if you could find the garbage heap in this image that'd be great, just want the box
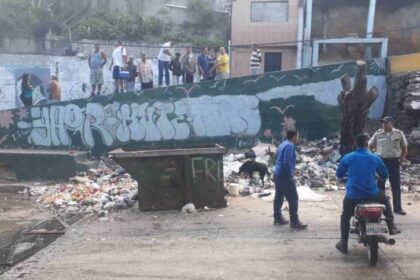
[31,159,138,215]
[224,137,420,196]
[388,71,420,161]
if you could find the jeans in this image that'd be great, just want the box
[158,60,170,86]
[251,68,260,75]
[127,81,135,92]
[273,174,299,224]
[340,190,394,241]
[378,158,402,212]
[183,72,194,84]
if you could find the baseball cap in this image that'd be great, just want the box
[128,55,134,59]
[381,116,394,123]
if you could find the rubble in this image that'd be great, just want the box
[28,159,138,215]
[388,71,420,161]
[224,137,420,199]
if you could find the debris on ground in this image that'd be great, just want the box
[182,203,196,213]
[24,158,138,215]
[388,71,420,161]
[224,137,420,201]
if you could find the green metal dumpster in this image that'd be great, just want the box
[109,145,227,211]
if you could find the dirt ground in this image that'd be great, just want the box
[0,186,49,248]
[2,190,420,280]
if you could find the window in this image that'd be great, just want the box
[251,1,289,23]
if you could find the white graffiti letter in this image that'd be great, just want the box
[49,106,70,146]
[28,107,51,146]
[129,103,147,141]
[64,104,84,131]
[141,105,161,141]
[116,104,131,142]
[171,100,190,140]
[153,102,176,140]
[83,103,113,148]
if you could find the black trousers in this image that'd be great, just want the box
[141,82,153,90]
[378,158,402,212]
[183,73,194,84]
[340,190,394,241]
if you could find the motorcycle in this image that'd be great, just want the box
[350,203,396,266]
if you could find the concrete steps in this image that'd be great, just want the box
[0,150,98,180]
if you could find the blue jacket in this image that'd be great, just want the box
[275,140,296,178]
[336,148,388,200]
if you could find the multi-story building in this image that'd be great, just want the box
[231,0,301,77]
[231,0,420,76]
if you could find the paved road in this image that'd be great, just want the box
[2,191,420,280]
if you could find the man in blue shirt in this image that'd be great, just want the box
[336,134,400,254]
[197,47,210,81]
[273,130,308,229]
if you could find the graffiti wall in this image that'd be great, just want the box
[0,58,388,153]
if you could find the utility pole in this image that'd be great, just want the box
[303,0,313,68]
[365,0,377,59]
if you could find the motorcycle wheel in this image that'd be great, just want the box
[367,236,379,266]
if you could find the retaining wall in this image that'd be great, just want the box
[0,58,388,154]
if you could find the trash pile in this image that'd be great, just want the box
[295,137,342,192]
[401,161,420,192]
[29,159,138,215]
[224,136,420,200]
[388,71,420,161]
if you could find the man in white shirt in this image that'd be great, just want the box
[250,43,262,75]
[109,41,127,93]
[158,40,176,86]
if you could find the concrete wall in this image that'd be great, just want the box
[0,58,388,154]
[0,49,202,111]
[231,0,299,77]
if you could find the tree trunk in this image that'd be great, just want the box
[338,60,379,156]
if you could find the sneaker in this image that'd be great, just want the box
[274,217,289,226]
[290,221,308,230]
[394,209,407,216]
[336,240,348,254]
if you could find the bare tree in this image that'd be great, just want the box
[338,60,379,156]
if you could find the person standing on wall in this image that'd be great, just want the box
[197,47,210,81]
[181,47,196,84]
[207,48,217,80]
[89,43,107,96]
[273,129,308,230]
[138,52,154,90]
[369,116,409,215]
[109,41,127,94]
[20,74,33,107]
[48,75,61,102]
[216,47,230,80]
[250,43,262,76]
[169,53,182,85]
[158,39,176,86]
[126,55,137,92]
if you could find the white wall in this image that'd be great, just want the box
[0,52,199,111]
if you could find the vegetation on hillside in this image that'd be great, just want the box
[0,0,229,46]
